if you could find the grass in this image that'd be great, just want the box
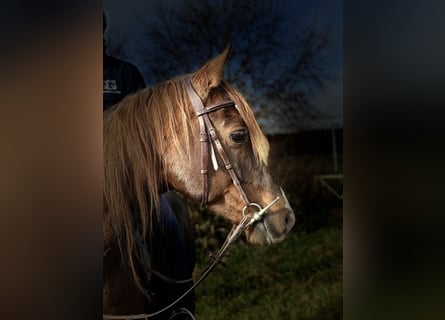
[193,226,343,319]
[187,153,343,319]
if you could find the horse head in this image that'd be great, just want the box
[163,46,295,245]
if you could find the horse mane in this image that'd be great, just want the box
[103,75,269,290]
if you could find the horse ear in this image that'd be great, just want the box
[191,45,232,100]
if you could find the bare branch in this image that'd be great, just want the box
[140,0,333,131]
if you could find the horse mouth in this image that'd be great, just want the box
[245,210,295,245]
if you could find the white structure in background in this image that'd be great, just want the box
[256,78,343,200]
[310,78,343,200]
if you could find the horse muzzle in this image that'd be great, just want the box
[246,209,295,245]
[245,188,295,245]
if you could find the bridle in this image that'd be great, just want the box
[183,75,281,226]
[103,76,281,320]
[183,76,251,208]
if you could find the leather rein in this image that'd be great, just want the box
[103,76,280,319]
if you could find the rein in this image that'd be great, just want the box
[103,77,280,319]
[103,197,280,320]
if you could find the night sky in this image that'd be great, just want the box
[103,0,342,131]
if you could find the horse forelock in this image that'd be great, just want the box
[220,81,270,166]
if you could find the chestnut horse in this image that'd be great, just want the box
[103,47,295,318]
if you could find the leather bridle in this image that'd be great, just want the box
[103,76,281,320]
[182,76,251,208]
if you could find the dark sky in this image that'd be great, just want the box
[104,0,342,69]
[103,0,342,131]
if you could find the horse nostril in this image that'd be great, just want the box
[284,214,290,226]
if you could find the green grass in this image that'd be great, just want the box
[187,153,343,319]
[193,227,343,319]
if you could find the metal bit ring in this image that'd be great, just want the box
[242,203,262,218]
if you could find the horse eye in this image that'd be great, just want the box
[230,130,248,144]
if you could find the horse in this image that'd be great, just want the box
[103,46,296,319]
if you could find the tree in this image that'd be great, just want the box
[141,0,333,131]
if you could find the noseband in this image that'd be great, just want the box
[103,77,281,320]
